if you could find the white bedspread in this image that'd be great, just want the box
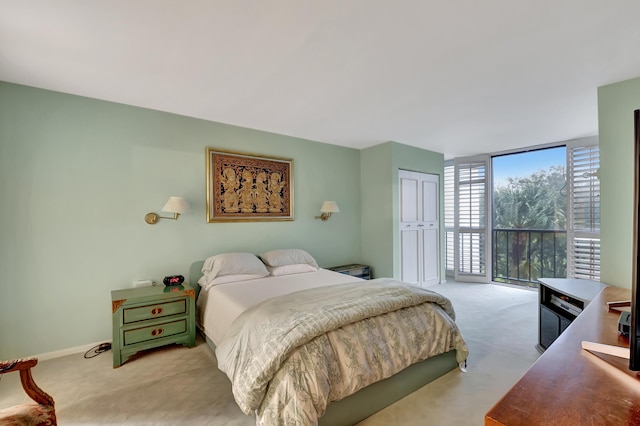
[196,269,360,345]
[215,278,468,425]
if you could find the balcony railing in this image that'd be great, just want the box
[492,229,567,287]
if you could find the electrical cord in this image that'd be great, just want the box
[84,342,112,359]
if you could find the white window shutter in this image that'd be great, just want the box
[567,144,600,280]
[444,162,455,274]
[454,156,491,282]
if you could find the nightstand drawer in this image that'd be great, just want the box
[123,318,187,346]
[123,299,186,323]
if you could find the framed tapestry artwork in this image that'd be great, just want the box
[206,148,294,222]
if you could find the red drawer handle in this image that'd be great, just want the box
[151,328,164,337]
[150,307,164,316]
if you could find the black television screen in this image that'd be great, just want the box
[630,109,640,371]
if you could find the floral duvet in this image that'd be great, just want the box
[215,279,469,425]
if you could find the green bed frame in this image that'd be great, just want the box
[189,261,459,425]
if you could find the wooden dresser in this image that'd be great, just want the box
[485,286,640,425]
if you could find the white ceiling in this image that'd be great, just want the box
[2,1,640,158]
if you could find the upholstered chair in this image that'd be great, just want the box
[0,358,56,425]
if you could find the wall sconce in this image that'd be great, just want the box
[145,197,190,225]
[315,201,340,221]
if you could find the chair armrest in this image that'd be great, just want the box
[0,357,54,406]
[0,358,38,373]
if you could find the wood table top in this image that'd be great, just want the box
[485,286,640,426]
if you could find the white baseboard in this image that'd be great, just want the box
[35,340,112,361]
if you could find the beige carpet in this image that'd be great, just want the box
[0,281,539,425]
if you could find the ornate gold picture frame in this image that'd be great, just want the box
[206,148,294,222]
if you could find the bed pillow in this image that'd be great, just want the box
[259,249,319,268]
[267,263,318,276]
[199,252,269,290]
[198,273,267,288]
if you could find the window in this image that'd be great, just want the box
[491,147,567,285]
[445,138,599,285]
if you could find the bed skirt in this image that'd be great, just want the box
[319,349,457,425]
[200,330,458,425]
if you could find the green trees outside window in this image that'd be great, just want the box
[493,165,567,286]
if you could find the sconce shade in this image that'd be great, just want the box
[145,196,190,224]
[316,201,340,221]
[162,197,190,214]
[320,201,340,213]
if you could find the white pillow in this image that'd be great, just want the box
[267,264,318,276]
[198,273,267,290]
[259,249,319,268]
[200,252,268,288]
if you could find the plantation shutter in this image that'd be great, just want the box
[567,143,600,280]
[444,162,455,275]
[454,156,491,282]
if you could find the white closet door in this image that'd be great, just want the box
[400,172,421,284]
[421,177,440,285]
[399,170,440,286]
[401,228,421,284]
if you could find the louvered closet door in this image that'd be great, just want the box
[399,170,440,286]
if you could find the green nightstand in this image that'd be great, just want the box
[111,283,196,368]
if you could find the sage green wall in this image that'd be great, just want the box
[598,76,640,288]
[360,142,444,279]
[0,82,362,359]
[360,143,394,278]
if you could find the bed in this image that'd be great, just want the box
[191,249,468,426]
